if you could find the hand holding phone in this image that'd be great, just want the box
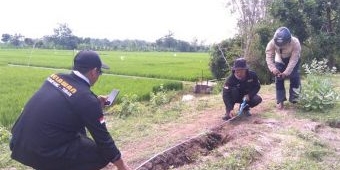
[104,89,120,106]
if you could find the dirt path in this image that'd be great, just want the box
[104,93,340,170]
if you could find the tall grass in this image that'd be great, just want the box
[0,66,54,128]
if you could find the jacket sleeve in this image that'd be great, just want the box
[265,39,277,73]
[248,72,261,98]
[283,37,301,75]
[222,76,235,111]
[76,94,121,162]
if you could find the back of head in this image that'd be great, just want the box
[274,27,291,47]
[73,50,109,74]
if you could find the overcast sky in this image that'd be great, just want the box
[1,0,238,44]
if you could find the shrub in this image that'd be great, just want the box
[211,80,224,94]
[302,58,337,75]
[297,58,339,111]
[150,85,171,107]
[152,82,183,92]
[114,94,144,118]
[0,126,10,144]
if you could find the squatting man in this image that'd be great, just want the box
[222,58,262,120]
[10,50,130,170]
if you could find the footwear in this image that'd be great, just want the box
[289,99,298,104]
[276,102,284,110]
[243,110,251,116]
[222,115,232,121]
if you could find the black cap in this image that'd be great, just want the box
[73,50,109,70]
[232,58,248,70]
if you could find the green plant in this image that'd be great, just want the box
[150,85,170,107]
[152,82,183,92]
[0,126,10,144]
[302,58,337,75]
[115,94,143,118]
[297,58,339,111]
[211,80,224,94]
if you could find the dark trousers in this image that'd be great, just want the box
[275,58,301,104]
[222,87,262,112]
[10,136,110,170]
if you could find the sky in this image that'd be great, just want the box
[1,0,238,44]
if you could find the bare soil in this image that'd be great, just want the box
[104,93,340,170]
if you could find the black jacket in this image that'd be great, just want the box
[223,70,261,108]
[10,72,120,164]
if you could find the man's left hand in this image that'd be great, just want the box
[243,94,250,101]
[278,72,289,79]
[98,95,108,108]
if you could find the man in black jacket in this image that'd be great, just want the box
[222,58,262,120]
[10,50,130,170]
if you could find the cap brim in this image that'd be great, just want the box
[101,63,110,69]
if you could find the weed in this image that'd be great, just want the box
[306,149,329,162]
[115,94,144,118]
[196,99,210,111]
[269,158,321,170]
[0,127,10,145]
[150,85,171,107]
[185,146,259,170]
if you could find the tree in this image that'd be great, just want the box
[270,0,308,44]
[51,23,78,49]
[10,34,24,47]
[269,0,340,68]
[226,0,270,58]
[24,38,34,46]
[216,0,273,84]
[1,34,11,43]
[209,37,242,80]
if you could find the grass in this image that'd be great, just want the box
[0,66,55,128]
[105,95,219,145]
[179,122,337,170]
[1,49,340,169]
[178,145,259,170]
[295,74,340,125]
[0,65,181,128]
[269,128,336,170]
[0,49,212,81]
[0,49,210,128]
[2,78,340,169]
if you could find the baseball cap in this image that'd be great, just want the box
[73,50,109,71]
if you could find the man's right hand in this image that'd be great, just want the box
[271,68,281,76]
[226,110,233,117]
[113,158,131,170]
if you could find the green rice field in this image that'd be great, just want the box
[1,49,212,81]
[0,49,212,128]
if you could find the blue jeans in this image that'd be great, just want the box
[275,58,301,104]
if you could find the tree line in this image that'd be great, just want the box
[209,0,340,84]
[0,24,208,52]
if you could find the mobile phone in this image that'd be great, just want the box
[104,89,120,106]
